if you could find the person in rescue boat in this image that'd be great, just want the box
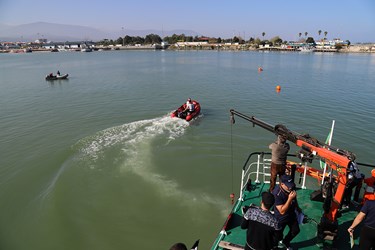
[269,135,290,192]
[272,175,301,250]
[348,186,375,249]
[362,169,375,205]
[241,192,281,250]
[182,98,195,115]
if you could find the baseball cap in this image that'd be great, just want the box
[281,175,295,190]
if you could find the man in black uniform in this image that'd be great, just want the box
[241,192,281,250]
[272,175,301,250]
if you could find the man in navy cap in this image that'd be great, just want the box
[272,175,301,250]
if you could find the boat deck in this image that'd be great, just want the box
[211,153,362,250]
[217,184,360,249]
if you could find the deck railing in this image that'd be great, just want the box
[239,152,308,200]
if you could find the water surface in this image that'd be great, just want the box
[0,50,374,249]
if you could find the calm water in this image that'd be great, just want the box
[0,50,375,250]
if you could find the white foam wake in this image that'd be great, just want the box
[40,116,187,198]
[77,116,188,162]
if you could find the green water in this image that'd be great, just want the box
[0,50,374,249]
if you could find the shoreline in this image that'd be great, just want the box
[1,44,374,54]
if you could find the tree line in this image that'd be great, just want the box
[96,31,350,47]
[96,34,286,46]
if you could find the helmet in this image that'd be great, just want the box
[372,169,375,178]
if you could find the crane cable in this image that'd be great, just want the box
[230,117,235,204]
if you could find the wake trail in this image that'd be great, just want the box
[39,115,228,215]
[39,116,188,199]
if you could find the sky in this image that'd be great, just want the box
[1,0,375,42]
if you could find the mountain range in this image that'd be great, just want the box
[0,22,201,42]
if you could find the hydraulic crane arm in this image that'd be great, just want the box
[230,109,356,163]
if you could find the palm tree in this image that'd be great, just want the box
[298,32,302,39]
[262,32,265,40]
[323,31,328,48]
[305,32,308,37]
[318,30,322,44]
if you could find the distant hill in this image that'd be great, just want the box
[0,22,201,42]
[0,22,112,42]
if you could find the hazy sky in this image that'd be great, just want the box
[1,0,374,42]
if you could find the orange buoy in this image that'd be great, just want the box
[230,193,235,204]
[276,85,281,93]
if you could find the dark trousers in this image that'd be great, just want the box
[278,217,300,248]
[360,225,375,250]
[269,162,286,192]
[343,178,363,206]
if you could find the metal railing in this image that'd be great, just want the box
[239,152,307,199]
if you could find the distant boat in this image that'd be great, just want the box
[154,41,170,50]
[161,41,169,49]
[45,73,69,80]
[299,46,315,52]
[81,48,92,52]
